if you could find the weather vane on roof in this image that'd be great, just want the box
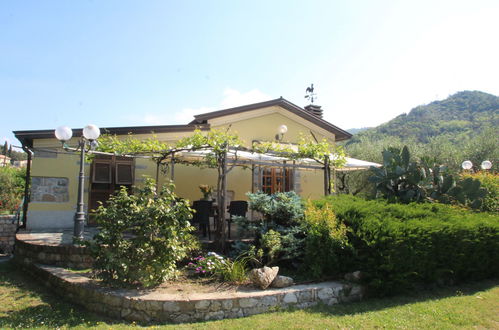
[304,83,316,104]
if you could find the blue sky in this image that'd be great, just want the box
[2,0,499,148]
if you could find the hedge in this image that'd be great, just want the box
[316,195,499,296]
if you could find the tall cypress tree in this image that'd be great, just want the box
[2,141,6,155]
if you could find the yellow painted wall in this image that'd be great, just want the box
[30,138,88,212]
[210,110,333,202]
[26,105,335,223]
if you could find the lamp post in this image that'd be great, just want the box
[55,124,100,244]
[461,160,493,171]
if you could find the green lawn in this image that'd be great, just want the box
[0,260,498,329]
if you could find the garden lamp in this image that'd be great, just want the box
[461,160,473,170]
[55,124,100,244]
[481,160,492,170]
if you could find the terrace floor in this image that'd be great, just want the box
[15,222,246,247]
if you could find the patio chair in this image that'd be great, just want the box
[226,200,248,239]
[192,200,213,240]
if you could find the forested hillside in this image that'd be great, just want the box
[340,91,498,195]
[349,91,499,144]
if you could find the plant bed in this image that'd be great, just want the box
[27,262,363,323]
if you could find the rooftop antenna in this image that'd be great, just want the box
[304,83,317,104]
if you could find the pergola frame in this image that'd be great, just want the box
[29,145,378,250]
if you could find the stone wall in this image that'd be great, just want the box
[29,264,364,324]
[0,216,16,254]
[14,237,92,269]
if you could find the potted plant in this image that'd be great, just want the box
[199,184,213,201]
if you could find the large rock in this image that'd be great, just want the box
[344,270,364,282]
[271,275,294,288]
[249,266,279,289]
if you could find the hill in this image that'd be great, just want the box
[348,91,499,144]
[343,91,498,173]
[347,127,371,135]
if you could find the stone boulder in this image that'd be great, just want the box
[271,275,294,288]
[249,266,279,289]
[344,270,364,283]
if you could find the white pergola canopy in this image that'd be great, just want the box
[176,148,380,171]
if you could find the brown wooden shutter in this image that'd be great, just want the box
[116,162,134,185]
[92,161,112,183]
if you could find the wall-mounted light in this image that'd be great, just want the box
[275,124,288,141]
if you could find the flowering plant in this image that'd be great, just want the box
[198,184,213,199]
[188,252,226,275]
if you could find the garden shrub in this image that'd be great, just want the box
[89,179,198,288]
[0,167,25,214]
[247,191,304,226]
[232,191,306,268]
[318,194,499,296]
[301,201,352,278]
[461,172,498,212]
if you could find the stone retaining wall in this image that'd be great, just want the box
[14,237,92,269]
[29,264,364,324]
[0,216,16,254]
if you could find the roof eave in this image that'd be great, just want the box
[13,124,210,147]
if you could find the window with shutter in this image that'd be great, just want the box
[116,162,134,185]
[93,162,112,183]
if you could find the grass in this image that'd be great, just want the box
[0,260,498,329]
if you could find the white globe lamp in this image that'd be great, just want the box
[82,124,100,140]
[278,124,288,134]
[55,126,73,142]
[461,160,473,170]
[481,160,492,170]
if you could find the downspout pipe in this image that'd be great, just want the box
[20,144,32,230]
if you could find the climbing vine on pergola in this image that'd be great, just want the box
[95,128,345,250]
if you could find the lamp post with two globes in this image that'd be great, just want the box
[461,160,493,171]
[55,124,100,244]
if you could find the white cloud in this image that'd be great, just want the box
[172,106,214,124]
[137,88,272,125]
[219,88,271,109]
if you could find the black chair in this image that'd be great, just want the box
[227,200,248,239]
[192,200,213,240]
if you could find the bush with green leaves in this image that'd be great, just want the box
[461,172,498,212]
[247,191,304,226]
[88,179,198,288]
[301,201,352,278]
[231,191,306,268]
[0,167,25,213]
[317,194,499,296]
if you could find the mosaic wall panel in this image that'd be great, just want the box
[31,177,69,203]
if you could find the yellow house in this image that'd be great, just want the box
[14,98,352,230]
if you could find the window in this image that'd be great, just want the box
[115,161,134,185]
[88,156,134,225]
[261,167,293,194]
[92,161,112,183]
